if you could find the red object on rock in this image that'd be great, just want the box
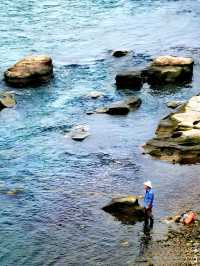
[183,212,196,225]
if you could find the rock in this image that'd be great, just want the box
[102,195,144,224]
[144,56,193,85]
[115,71,143,90]
[0,93,16,111]
[86,91,104,99]
[112,50,129,58]
[95,107,108,114]
[69,125,90,141]
[166,101,183,109]
[105,101,130,115]
[143,95,200,163]
[4,55,53,87]
[153,56,193,67]
[125,96,142,109]
[96,97,141,115]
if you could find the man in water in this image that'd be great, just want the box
[143,180,154,229]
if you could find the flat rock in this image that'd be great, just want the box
[115,71,143,90]
[152,56,194,67]
[144,56,193,85]
[69,125,90,141]
[112,50,129,57]
[4,55,53,87]
[166,101,184,109]
[143,95,200,164]
[0,93,16,111]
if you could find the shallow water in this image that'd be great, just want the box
[0,0,200,265]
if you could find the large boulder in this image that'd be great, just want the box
[96,96,141,115]
[143,95,200,164]
[0,93,16,111]
[102,195,144,224]
[115,71,143,90]
[143,56,194,85]
[4,55,53,87]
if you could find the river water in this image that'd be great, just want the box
[0,0,200,265]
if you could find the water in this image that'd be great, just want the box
[0,0,200,265]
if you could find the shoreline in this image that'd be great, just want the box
[135,211,200,266]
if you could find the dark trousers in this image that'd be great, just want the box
[144,208,154,229]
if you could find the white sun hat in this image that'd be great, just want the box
[144,180,152,188]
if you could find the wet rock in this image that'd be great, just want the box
[125,96,142,109]
[115,71,143,90]
[143,95,200,164]
[68,125,90,141]
[166,100,184,109]
[86,91,104,99]
[103,195,144,224]
[112,50,129,57]
[105,101,130,115]
[96,96,141,115]
[144,56,193,85]
[4,55,53,87]
[0,93,16,111]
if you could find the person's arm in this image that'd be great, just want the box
[146,192,154,209]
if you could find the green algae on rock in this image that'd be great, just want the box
[143,95,200,164]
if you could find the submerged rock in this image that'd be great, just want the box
[4,55,53,87]
[112,50,129,57]
[86,91,104,99]
[115,71,143,90]
[0,93,16,111]
[143,95,200,164]
[102,195,144,224]
[96,96,141,115]
[68,125,90,141]
[143,56,193,85]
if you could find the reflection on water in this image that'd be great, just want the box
[0,0,200,265]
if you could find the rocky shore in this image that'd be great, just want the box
[138,215,200,266]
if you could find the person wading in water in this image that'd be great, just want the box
[143,180,154,229]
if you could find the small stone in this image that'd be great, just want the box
[121,240,129,247]
[0,93,16,111]
[68,125,90,141]
[112,50,129,57]
[86,91,104,99]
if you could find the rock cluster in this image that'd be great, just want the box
[143,95,200,164]
[4,55,53,87]
[116,56,194,90]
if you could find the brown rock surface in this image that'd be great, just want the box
[4,55,53,87]
[143,95,200,164]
